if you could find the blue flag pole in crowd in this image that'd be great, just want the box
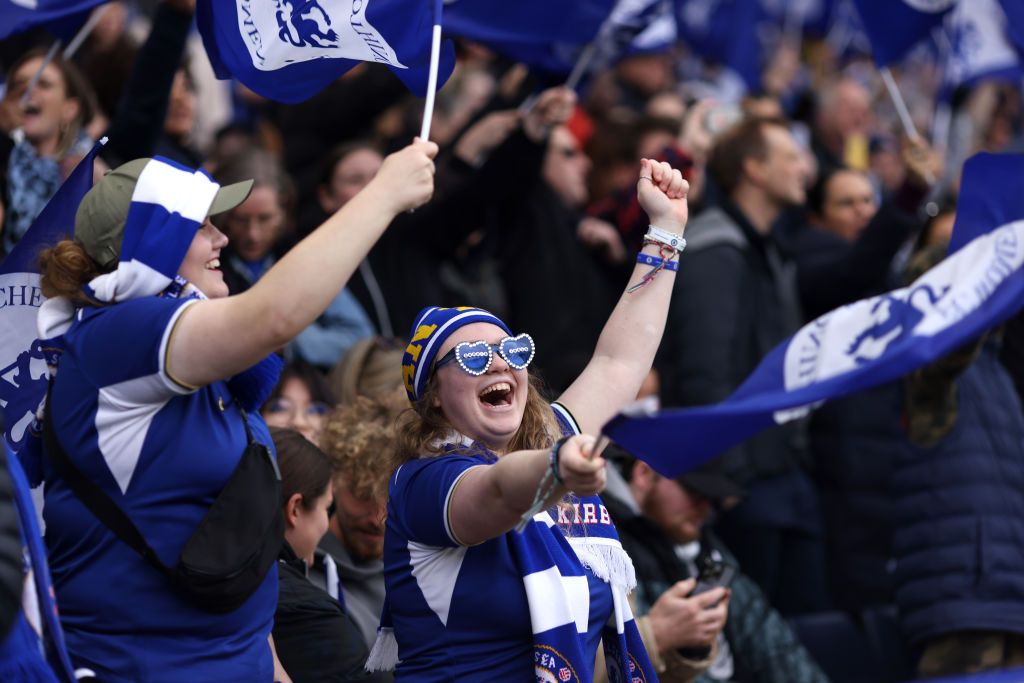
[940,0,1023,103]
[1001,0,1024,57]
[0,138,104,458]
[565,0,672,90]
[674,0,763,90]
[851,0,957,155]
[603,152,1024,478]
[0,0,106,41]
[195,0,455,103]
[443,0,619,79]
[851,0,956,67]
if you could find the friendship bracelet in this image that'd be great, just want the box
[628,243,681,294]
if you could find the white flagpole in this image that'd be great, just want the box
[515,39,598,116]
[879,67,937,186]
[63,3,109,60]
[19,40,62,108]
[880,66,919,139]
[419,0,444,140]
[17,4,109,110]
[565,41,600,92]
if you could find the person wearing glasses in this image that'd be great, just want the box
[370,158,689,682]
[262,360,336,446]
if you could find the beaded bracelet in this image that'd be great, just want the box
[515,436,570,533]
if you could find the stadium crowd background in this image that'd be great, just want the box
[0,0,1023,681]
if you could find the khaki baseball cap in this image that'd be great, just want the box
[75,158,254,270]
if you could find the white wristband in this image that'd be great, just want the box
[646,224,686,252]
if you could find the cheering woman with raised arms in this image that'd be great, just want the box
[374,157,691,682]
[35,139,436,682]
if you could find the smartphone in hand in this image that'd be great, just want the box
[690,555,736,596]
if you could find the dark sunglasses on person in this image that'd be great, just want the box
[434,334,536,376]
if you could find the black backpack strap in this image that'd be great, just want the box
[41,389,173,580]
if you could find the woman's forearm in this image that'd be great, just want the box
[557,158,690,434]
[168,142,436,388]
[449,448,563,545]
[240,185,397,346]
[449,436,603,545]
[592,238,679,384]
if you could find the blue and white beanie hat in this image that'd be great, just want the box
[401,306,512,403]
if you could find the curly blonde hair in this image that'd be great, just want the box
[319,389,407,501]
[393,372,559,467]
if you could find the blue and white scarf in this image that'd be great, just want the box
[517,499,659,683]
[368,438,659,682]
[36,157,280,412]
[84,157,220,303]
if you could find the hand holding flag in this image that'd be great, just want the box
[0,0,106,41]
[364,138,439,214]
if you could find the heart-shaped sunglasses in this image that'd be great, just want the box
[434,333,536,376]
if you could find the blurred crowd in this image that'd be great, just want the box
[2,0,1023,681]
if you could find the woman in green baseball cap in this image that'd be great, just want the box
[35,138,437,683]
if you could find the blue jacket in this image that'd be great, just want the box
[892,344,1024,643]
[811,382,908,611]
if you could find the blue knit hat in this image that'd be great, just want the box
[402,306,512,403]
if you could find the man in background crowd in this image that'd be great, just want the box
[602,447,830,683]
[657,116,828,615]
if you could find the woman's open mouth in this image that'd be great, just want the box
[479,381,513,409]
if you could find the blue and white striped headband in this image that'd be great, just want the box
[401,306,512,403]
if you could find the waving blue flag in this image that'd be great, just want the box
[0,0,105,41]
[0,139,102,453]
[444,0,614,47]
[446,0,672,77]
[941,0,1022,101]
[852,0,956,66]
[196,0,455,103]
[442,0,621,76]
[1000,0,1024,56]
[604,152,1024,478]
[675,0,763,89]
[760,0,835,35]
[824,0,872,58]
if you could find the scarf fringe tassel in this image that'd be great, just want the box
[570,540,637,592]
[365,627,398,672]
